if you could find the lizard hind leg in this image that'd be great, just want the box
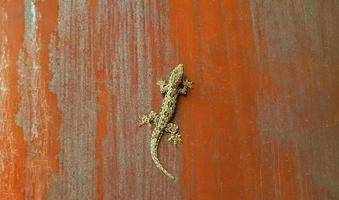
[165,123,181,145]
[139,111,158,127]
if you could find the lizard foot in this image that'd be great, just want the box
[179,79,193,95]
[139,111,158,127]
[165,123,181,145]
[156,80,168,94]
[168,133,182,145]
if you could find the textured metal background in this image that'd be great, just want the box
[0,0,338,199]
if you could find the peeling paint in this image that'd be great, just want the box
[15,0,60,199]
[0,9,9,99]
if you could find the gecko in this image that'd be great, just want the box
[139,64,193,180]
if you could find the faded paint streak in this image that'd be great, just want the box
[251,0,339,198]
[0,9,9,99]
[15,0,60,199]
[0,2,27,200]
[17,0,40,142]
[97,1,152,198]
[37,0,61,175]
[47,1,98,199]
[95,0,181,199]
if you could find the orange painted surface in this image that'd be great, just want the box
[170,1,260,199]
[0,2,26,199]
[1,0,338,199]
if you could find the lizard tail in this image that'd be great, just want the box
[150,138,175,180]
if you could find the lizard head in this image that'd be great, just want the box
[169,64,184,87]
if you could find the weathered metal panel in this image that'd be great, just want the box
[0,0,338,199]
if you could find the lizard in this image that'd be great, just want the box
[139,64,193,180]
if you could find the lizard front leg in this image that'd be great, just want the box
[139,111,158,127]
[156,80,169,94]
[165,123,181,145]
[179,79,193,95]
